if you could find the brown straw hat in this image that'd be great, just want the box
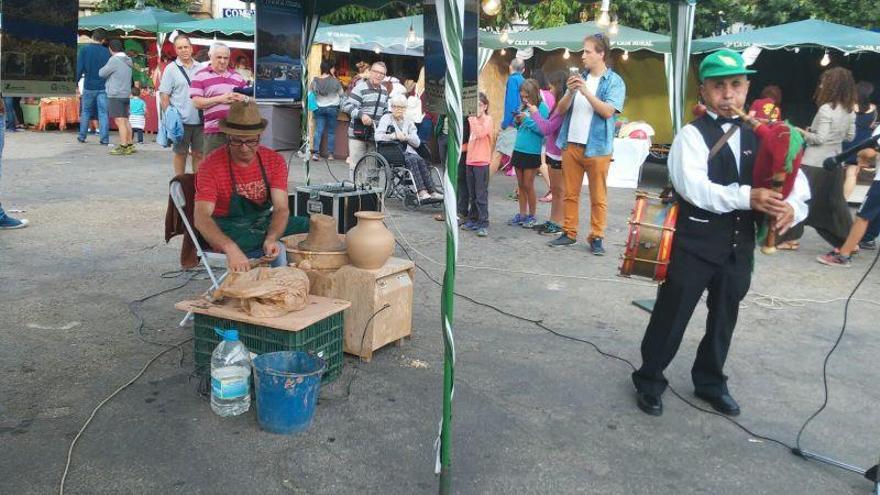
[219,100,268,136]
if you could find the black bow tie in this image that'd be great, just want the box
[715,116,739,125]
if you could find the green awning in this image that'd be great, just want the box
[479,20,718,55]
[159,16,255,37]
[78,7,195,34]
[315,15,423,56]
[695,19,880,54]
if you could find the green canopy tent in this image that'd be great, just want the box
[158,16,255,37]
[315,15,424,56]
[694,19,880,54]
[78,7,195,33]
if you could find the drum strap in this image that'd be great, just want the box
[708,125,740,161]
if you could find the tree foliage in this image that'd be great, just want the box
[96,0,191,13]
[484,0,879,36]
[322,3,419,26]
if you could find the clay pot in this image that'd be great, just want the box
[282,233,350,270]
[346,211,394,269]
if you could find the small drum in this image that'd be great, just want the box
[619,192,679,282]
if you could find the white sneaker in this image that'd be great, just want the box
[430,192,444,200]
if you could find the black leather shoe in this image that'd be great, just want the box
[695,392,741,416]
[636,391,663,416]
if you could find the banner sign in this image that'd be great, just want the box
[1,0,79,97]
[254,0,304,102]
[423,0,479,116]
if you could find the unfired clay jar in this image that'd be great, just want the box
[346,211,394,269]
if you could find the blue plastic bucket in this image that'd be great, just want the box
[252,351,326,434]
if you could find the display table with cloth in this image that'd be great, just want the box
[582,137,651,188]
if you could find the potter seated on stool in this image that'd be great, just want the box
[194,100,308,272]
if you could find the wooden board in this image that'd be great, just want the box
[175,295,350,333]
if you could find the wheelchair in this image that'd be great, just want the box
[353,140,444,210]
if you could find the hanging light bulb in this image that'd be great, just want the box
[499,28,509,43]
[622,50,629,61]
[793,47,800,54]
[374,47,381,54]
[562,48,570,60]
[820,50,830,66]
[481,0,502,16]
[597,11,611,28]
[500,48,507,56]
[609,17,619,36]
[407,22,417,44]
[325,44,332,52]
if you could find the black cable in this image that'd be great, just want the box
[794,246,880,456]
[319,304,392,403]
[394,238,798,452]
[128,270,200,356]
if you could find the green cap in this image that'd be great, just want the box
[699,49,756,82]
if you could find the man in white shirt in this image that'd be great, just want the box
[159,35,206,175]
[631,50,810,417]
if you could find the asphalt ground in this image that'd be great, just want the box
[1,130,878,494]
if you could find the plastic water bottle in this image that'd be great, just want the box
[210,328,252,417]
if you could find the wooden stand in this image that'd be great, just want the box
[302,258,414,361]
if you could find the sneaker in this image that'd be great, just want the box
[109,145,126,155]
[533,221,550,233]
[430,192,444,201]
[123,144,137,155]
[77,136,86,144]
[311,154,321,161]
[0,215,29,229]
[549,233,576,247]
[858,240,877,251]
[817,252,851,267]
[100,140,110,146]
[507,213,526,226]
[540,222,563,236]
[521,216,537,229]
[461,221,477,231]
[590,238,606,256]
[476,227,488,237]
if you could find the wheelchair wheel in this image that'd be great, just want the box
[403,191,420,210]
[430,166,444,193]
[353,153,390,196]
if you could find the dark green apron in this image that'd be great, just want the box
[213,149,308,253]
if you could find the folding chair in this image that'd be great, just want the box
[169,179,228,326]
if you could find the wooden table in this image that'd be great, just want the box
[175,295,350,332]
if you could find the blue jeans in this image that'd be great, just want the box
[0,123,6,218]
[863,207,880,243]
[79,89,110,143]
[312,106,338,155]
[4,98,16,129]
[245,241,288,268]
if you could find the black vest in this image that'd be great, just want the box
[674,115,757,265]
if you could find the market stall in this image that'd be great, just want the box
[309,16,426,160]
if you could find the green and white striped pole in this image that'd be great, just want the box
[433,0,462,492]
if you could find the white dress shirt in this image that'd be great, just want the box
[668,112,810,226]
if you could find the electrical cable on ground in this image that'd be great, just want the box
[793,246,880,456]
[319,304,391,403]
[58,338,193,495]
[388,218,879,459]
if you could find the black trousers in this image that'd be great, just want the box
[466,165,489,227]
[457,154,470,217]
[632,244,752,397]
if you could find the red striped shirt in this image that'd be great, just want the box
[189,66,247,134]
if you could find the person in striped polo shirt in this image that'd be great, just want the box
[190,42,248,157]
[341,61,389,176]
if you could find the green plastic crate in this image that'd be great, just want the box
[193,311,344,384]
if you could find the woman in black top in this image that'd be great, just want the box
[843,81,876,198]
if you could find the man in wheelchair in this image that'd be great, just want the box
[375,95,444,202]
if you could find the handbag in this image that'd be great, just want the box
[352,89,382,141]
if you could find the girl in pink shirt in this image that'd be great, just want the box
[462,93,494,237]
[529,70,568,235]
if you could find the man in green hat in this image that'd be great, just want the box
[630,49,810,417]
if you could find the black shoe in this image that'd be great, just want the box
[859,240,877,250]
[548,233,576,247]
[590,237,606,256]
[694,392,741,416]
[636,391,663,416]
